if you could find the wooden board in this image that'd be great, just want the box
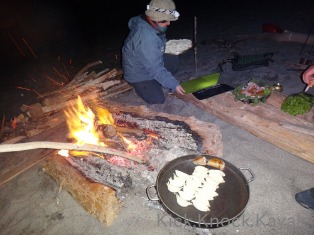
[0,149,53,186]
[0,122,68,186]
[177,91,314,163]
[43,154,120,227]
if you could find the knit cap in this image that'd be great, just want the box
[145,0,180,22]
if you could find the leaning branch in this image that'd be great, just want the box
[0,141,147,164]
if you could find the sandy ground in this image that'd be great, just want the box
[1,1,314,235]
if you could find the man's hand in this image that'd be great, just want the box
[175,85,185,95]
[303,65,314,91]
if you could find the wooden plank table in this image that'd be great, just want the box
[177,91,314,163]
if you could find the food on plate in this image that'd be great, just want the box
[233,80,272,105]
[194,191,215,202]
[191,199,210,212]
[208,169,226,177]
[185,177,202,191]
[168,175,186,188]
[196,188,218,200]
[176,194,192,207]
[192,156,207,165]
[193,165,210,175]
[166,182,182,193]
[178,188,196,201]
[193,156,225,170]
[202,180,219,192]
[207,158,225,170]
[175,170,190,179]
[240,81,265,97]
[207,174,225,184]
[280,92,314,116]
[166,165,226,212]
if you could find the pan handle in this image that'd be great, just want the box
[146,184,160,201]
[239,168,255,183]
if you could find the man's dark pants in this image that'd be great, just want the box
[129,54,180,104]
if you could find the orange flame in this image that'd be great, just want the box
[119,134,137,151]
[59,96,138,158]
[64,96,105,146]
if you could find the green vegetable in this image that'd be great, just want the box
[281,92,314,116]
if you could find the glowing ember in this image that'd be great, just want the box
[119,134,136,151]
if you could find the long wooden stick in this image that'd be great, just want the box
[0,141,147,164]
[194,16,198,76]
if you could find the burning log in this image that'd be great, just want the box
[101,124,146,139]
[42,93,98,114]
[0,141,147,164]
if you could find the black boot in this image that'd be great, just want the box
[295,188,314,210]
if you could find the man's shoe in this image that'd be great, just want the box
[295,188,314,210]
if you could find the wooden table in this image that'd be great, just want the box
[177,91,314,164]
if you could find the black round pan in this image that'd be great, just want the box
[147,154,254,228]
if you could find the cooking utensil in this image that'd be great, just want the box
[192,84,234,100]
[181,73,220,94]
[146,154,254,228]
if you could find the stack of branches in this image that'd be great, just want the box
[20,61,132,120]
[1,61,132,143]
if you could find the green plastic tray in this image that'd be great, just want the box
[181,73,220,94]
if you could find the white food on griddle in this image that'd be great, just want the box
[207,174,225,184]
[176,194,192,207]
[194,191,215,202]
[178,188,195,201]
[175,170,190,180]
[204,177,220,188]
[208,169,226,177]
[184,178,201,192]
[192,199,211,212]
[166,167,225,212]
[194,165,210,175]
[197,188,218,198]
[168,175,186,188]
[166,182,182,193]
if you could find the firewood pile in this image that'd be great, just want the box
[0,61,133,143]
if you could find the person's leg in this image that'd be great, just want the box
[164,53,180,74]
[129,80,165,104]
[295,188,314,210]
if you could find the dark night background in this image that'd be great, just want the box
[0,0,295,72]
[0,0,313,118]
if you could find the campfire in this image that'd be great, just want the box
[0,61,223,227]
[56,96,207,195]
[58,95,153,161]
